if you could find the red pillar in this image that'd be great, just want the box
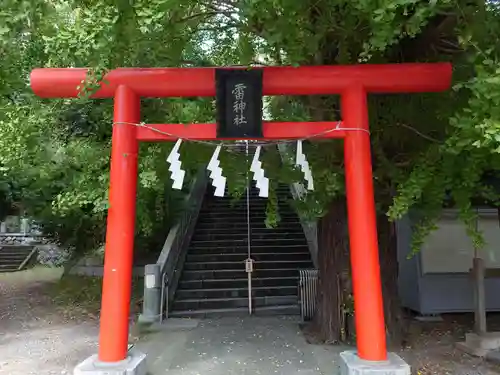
[98,85,140,362]
[342,85,387,361]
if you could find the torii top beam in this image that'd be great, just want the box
[30,63,452,98]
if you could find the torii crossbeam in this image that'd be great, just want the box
[30,62,452,375]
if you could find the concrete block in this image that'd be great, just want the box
[162,318,200,330]
[74,349,147,375]
[414,314,443,322]
[456,341,489,358]
[486,349,500,365]
[137,313,158,325]
[465,332,500,350]
[339,351,410,375]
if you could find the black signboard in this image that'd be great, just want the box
[215,68,263,138]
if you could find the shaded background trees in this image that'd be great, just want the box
[1,0,499,345]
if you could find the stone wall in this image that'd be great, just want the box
[0,233,143,277]
[68,265,144,277]
[0,234,71,267]
[0,235,39,246]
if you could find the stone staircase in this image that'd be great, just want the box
[170,184,314,318]
[0,245,36,272]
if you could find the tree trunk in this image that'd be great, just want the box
[307,197,353,344]
[306,197,408,348]
[377,213,409,349]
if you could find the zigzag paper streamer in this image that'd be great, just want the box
[296,140,314,191]
[214,176,226,197]
[207,145,226,197]
[166,139,185,190]
[250,146,269,198]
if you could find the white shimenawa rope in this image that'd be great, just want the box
[112,121,370,153]
[115,120,369,194]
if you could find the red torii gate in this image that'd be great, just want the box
[30,63,452,373]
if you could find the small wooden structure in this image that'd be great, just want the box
[398,208,500,314]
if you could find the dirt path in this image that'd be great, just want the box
[1,267,500,375]
[0,267,98,375]
[400,340,500,375]
[398,315,500,375]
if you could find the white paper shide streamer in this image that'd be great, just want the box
[166,139,185,190]
[296,140,314,191]
[207,145,226,197]
[250,146,269,198]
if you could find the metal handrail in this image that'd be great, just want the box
[140,168,208,323]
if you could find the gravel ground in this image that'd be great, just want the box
[398,316,500,375]
[1,267,500,375]
[400,340,500,375]
[0,267,98,375]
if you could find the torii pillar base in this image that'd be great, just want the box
[339,351,410,375]
[74,349,147,375]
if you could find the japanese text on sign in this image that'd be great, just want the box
[232,83,247,127]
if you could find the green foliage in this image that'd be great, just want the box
[0,0,210,254]
[0,0,499,257]
[355,0,453,61]
[386,3,500,251]
[49,274,143,318]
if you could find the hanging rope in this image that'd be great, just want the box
[114,120,369,196]
[112,120,370,154]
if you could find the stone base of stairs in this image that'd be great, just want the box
[169,304,300,319]
[0,245,36,272]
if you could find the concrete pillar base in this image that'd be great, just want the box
[137,313,159,324]
[139,264,162,325]
[339,351,410,375]
[456,332,500,357]
[74,349,147,375]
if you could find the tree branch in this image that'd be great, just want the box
[396,123,441,143]
[179,10,236,23]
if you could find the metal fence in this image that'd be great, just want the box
[299,269,319,321]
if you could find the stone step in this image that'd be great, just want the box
[199,205,295,212]
[180,268,299,281]
[0,245,35,271]
[196,215,300,223]
[178,276,299,290]
[193,226,304,234]
[176,285,298,300]
[0,264,21,272]
[169,304,300,319]
[186,252,311,263]
[189,238,308,248]
[195,222,303,230]
[172,295,298,311]
[170,182,311,318]
[188,244,309,255]
[191,232,306,241]
[183,260,313,271]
